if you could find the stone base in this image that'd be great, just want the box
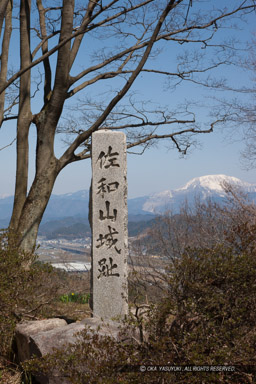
[15,317,126,384]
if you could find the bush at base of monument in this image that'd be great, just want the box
[0,229,61,359]
[22,244,256,384]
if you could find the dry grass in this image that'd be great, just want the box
[41,300,91,322]
[0,359,22,384]
[40,270,91,321]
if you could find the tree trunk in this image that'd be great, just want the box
[10,0,32,231]
[10,0,73,255]
[17,156,59,253]
[15,106,62,253]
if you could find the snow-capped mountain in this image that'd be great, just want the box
[142,175,256,213]
[178,175,255,194]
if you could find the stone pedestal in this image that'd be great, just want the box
[90,130,128,320]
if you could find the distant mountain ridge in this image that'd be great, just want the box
[0,175,255,227]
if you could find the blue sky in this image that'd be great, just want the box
[0,1,255,199]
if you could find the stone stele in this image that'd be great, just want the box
[90,130,128,320]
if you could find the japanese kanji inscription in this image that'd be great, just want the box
[90,130,128,320]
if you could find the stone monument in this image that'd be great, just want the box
[90,130,128,319]
[14,130,130,381]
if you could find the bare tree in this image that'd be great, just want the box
[243,36,256,167]
[208,33,256,169]
[0,0,255,254]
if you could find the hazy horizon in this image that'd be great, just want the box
[1,173,256,200]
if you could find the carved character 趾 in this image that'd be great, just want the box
[97,257,120,279]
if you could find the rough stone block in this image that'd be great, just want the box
[15,318,67,362]
[15,318,128,384]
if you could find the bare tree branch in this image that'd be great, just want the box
[1,0,254,97]
[59,0,184,167]
[36,0,52,103]
[0,0,9,39]
[0,0,12,128]
[0,137,16,151]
